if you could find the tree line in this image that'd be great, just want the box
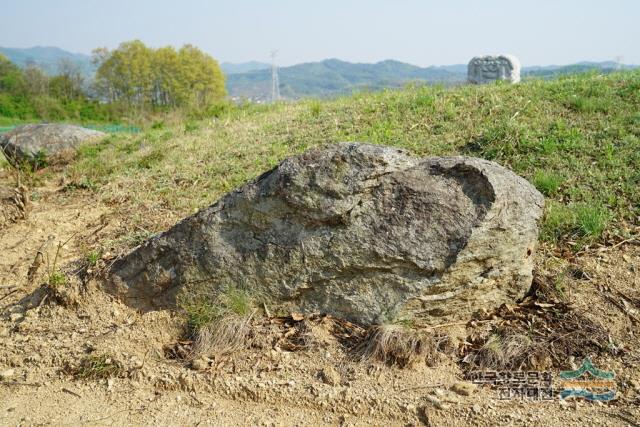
[92,40,226,110]
[0,54,107,121]
[0,40,227,122]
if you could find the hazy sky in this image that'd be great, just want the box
[2,0,639,66]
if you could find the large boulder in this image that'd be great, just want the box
[107,143,544,326]
[0,124,106,167]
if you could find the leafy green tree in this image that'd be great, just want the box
[94,40,153,106]
[55,58,85,100]
[0,54,25,94]
[152,46,181,107]
[176,44,226,109]
[93,40,226,111]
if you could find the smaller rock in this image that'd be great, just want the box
[10,313,23,322]
[472,404,482,414]
[191,358,209,371]
[0,368,15,380]
[431,388,446,397]
[178,374,193,390]
[320,366,341,386]
[0,124,106,167]
[402,403,417,413]
[425,395,448,410]
[451,381,476,396]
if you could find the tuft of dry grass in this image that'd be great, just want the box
[176,285,258,360]
[353,324,438,368]
[190,312,254,359]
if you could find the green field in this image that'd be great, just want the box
[7,71,640,250]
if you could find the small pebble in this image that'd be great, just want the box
[451,381,476,396]
[0,368,15,380]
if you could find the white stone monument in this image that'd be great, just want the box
[468,55,521,84]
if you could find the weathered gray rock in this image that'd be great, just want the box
[107,143,543,326]
[468,55,521,84]
[0,124,105,166]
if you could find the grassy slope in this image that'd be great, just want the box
[61,71,640,250]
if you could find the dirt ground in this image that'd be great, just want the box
[1,169,639,426]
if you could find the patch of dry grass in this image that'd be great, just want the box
[177,286,257,359]
[190,313,254,358]
[353,324,448,368]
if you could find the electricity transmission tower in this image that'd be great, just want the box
[270,50,280,103]
[614,55,623,70]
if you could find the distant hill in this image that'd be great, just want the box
[2,47,637,101]
[227,59,467,101]
[227,59,637,101]
[0,46,95,79]
[221,61,270,74]
[522,61,636,78]
[227,58,638,101]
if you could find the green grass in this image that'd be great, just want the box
[85,250,101,267]
[10,70,637,250]
[575,204,610,239]
[47,270,66,287]
[183,285,254,332]
[184,298,221,331]
[533,170,563,196]
[541,201,611,244]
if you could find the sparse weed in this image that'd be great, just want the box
[68,354,125,379]
[117,229,154,248]
[184,285,254,331]
[47,270,66,288]
[185,298,222,332]
[45,240,70,289]
[85,250,101,267]
[553,273,566,299]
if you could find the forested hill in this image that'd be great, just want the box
[226,59,466,101]
[0,46,95,78]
